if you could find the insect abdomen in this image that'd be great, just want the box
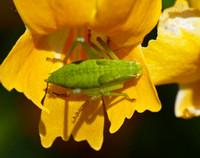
[46,60,103,88]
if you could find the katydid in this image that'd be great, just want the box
[45,37,142,120]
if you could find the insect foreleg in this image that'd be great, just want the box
[96,37,119,60]
[91,43,110,59]
[46,38,80,63]
[76,38,100,59]
[46,37,100,63]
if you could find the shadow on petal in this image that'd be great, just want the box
[103,77,140,110]
[72,98,103,136]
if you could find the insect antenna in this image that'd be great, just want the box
[113,47,127,52]
[87,29,92,45]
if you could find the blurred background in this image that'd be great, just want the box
[1,0,200,157]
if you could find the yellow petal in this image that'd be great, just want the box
[39,86,104,151]
[142,0,200,85]
[188,0,200,9]
[175,81,200,118]
[0,31,48,111]
[14,0,96,34]
[14,0,161,47]
[0,28,72,111]
[104,45,161,133]
[90,0,161,46]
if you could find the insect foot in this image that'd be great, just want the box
[127,98,136,102]
[76,37,85,43]
[46,57,65,63]
[124,95,136,102]
[72,107,84,123]
[72,99,93,122]
[72,113,79,122]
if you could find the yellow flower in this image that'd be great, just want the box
[143,0,200,119]
[0,0,161,150]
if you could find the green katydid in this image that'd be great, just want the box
[45,37,142,120]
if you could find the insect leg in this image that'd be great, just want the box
[103,92,136,102]
[46,39,79,63]
[46,37,100,63]
[101,84,135,102]
[48,88,102,121]
[48,88,83,97]
[96,37,119,60]
[73,96,99,121]
[76,38,100,59]
[48,90,68,97]
[101,83,123,92]
[90,43,110,59]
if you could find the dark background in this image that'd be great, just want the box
[1,0,200,157]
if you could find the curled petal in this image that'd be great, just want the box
[0,28,75,111]
[175,81,200,118]
[104,45,161,133]
[143,0,200,85]
[0,30,59,111]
